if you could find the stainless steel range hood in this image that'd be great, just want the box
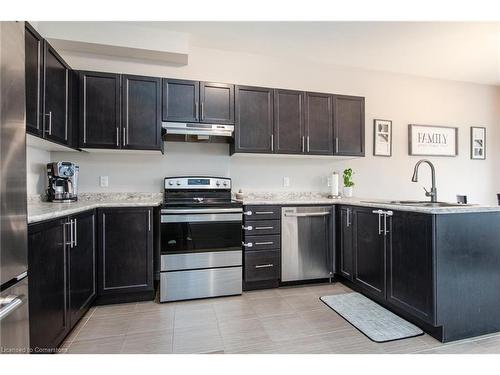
[162,122,234,143]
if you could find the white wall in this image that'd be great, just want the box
[27,146,50,196]
[46,45,499,204]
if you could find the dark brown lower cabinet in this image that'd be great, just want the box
[242,205,281,290]
[97,207,154,304]
[338,206,354,280]
[28,217,69,352]
[28,210,96,352]
[68,210,97,326]
[353,207,386,299]
[387,211,435,324]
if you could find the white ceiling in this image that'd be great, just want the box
[133,21,500,85]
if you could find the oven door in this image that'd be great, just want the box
[160,208,242,255]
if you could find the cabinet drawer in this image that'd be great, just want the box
[242,220,280,236]
[242,235,280,251]
[245,250,280,282]
[243,205,281,221]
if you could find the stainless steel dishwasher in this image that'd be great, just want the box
[281,206,334,282]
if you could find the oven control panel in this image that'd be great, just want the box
[164,177,231,190]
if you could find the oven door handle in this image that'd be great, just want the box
[161,213,242,223]
[161,208,243,214]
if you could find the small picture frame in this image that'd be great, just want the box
[470,127,486,160]
[373,119,392,157]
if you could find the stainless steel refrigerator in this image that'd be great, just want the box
[0,21,30,354]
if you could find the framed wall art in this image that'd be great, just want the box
[470,126,486,160]
[408,124,458,157]
[373,119,392,157]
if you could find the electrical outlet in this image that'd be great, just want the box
[99,176,109,188]
[283,176,290,187]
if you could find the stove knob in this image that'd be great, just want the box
[223,181,228,187]
[176,181,181,186]
[168,181,173,186]
[216,181,221,186]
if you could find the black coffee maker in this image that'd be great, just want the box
[47,162,79,202]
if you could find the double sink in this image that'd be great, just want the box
[362,200,471,208]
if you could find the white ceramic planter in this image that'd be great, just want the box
[343,186,353,197]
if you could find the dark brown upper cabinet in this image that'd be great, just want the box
[43,42,71,146]
[304,92,333,155]
[79,72,162,152]
[162,79,234,125]
[200,82,234,124]
[122,75,162,150]
[333,95,365,156]
[25,22,44,137]
[162,78,199,122]
[79,71,121,149]
[273,89,305,154]
[232,85,274,154]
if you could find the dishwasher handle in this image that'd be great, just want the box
[284,212,331,217]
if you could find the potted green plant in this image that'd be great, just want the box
[343,168,355,197]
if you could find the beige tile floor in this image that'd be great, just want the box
[60,282,500,354]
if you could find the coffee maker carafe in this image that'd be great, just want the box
[47,162,79,202]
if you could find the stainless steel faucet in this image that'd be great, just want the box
[411,159,437,203]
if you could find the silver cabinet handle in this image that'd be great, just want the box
[45,111,52,135]
[195,101,199,120]
[116,127,119,146]
[123,128,126,146]
[242,242,253,248]
[65,220,73,248]
[125,79,129,146]
[242,225,253,230]
[335,137,339,152]
[255,264,274,269]
[372,210,383,235]
[307,135,310,152]
[83,76,87,143]
[255,226,274,230]
[346,209,351,227]
[302,136,305,152]
[255,241,274,245]
[148,210,151,232]
[0,296,23,322]
[201,102,204,120]
[285,212,330,217]
[243,211,253,216]
[255,211,274,215]
[270,134,274,152]
[73,218,77,247]
[383,210,393,236]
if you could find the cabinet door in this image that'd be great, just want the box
[305,92,333,155]
[353,208,385,298]
[25,22,44,137]
[98,208,153,299]
[387,211,435,324]
[68,211,96,327]
[274,89,305,154]
[200,82,235,124]
[79,71,121,149]
[162,78,199,122]
[43,42,70,145]
[28,218,69,351]
[333,95,365,156]
[234,85,274,153]
[338,207,354,280]
[122,75,161,150]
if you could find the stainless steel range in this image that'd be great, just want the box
[159,177,243,302]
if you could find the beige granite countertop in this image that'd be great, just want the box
[237,192,500,214]
[28,193,163,224]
